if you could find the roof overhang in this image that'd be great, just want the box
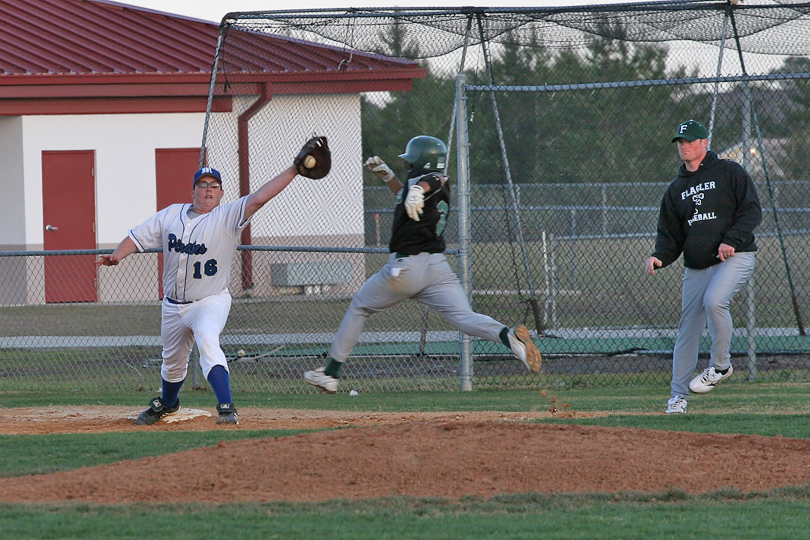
[0,67,426,115]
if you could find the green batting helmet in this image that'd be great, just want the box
[398,136,447,171]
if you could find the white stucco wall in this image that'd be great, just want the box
[12,94,363,248]
[0,117,26,247]
[21,113,205,247]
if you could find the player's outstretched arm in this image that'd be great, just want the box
[364,156,402,194]
[244,165,298,220]
[97,236,138,267]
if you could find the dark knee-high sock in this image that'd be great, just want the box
[324,358,342,378]
[161,378,184,407]
[499,327,510,347]
[207,365,232,404]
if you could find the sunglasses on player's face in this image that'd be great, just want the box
[195,180,221,189]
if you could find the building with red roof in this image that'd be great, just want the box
[0,0,423,304]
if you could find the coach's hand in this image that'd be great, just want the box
[645,256,662,276]
[717,243,736,262]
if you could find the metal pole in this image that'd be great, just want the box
[443,14,474,166]
[191,346,203,389]
[750,100,806,336]
[456,73,473,391]
[542,231,551,328]
[188,26,228,390]
[740,82,758,379]
[707,8,730,148]
[476,14,544,333]
[729,7,759,374]
[745,274,757,381]
[549,233,558,329]
[730,8,805,338]
[199,25,227,167]
[418,14,475,358]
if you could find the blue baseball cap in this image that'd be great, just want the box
[193,167,221,187]
[671,120,708,142]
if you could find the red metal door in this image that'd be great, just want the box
[42,151,97,303]
[155,148,201,298]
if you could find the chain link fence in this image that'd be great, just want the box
[3,2,810,394]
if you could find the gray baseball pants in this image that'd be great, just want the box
[671,252,756,397]
[329,252,506,362]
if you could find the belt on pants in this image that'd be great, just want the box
[395,252,438,259]
[165,297,193,305]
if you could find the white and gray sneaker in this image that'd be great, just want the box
[689,365,733,394]
[665,395,687,414]
[507,325,542,372]
[303,367,340,394]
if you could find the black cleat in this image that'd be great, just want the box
[216,402,238,425]
[135,397,180,425]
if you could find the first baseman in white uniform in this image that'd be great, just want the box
[98,164,300,425]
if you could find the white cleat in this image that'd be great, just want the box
[665,395,687,414]
[507,325,542,372]
[689,365,733,394]
[303,367,340,393]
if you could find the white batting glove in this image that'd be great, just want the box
[405,184,425,221]
[364,156,395,183]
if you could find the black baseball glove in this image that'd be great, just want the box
[294,136,331,179]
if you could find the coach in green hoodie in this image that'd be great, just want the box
[645,120,762,414]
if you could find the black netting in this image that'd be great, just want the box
[223,1,810,58]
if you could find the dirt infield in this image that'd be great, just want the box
[2,406,810,503]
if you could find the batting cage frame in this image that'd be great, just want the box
[3,0,810,394]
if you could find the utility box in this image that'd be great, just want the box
[271,261,352,295]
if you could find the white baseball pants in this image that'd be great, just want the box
[160,291,232,382]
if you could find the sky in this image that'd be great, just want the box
[118,0,634,23]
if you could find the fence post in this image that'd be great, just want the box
[191,344,204,390]
[745,275,757,381]
[740,80,758,376]
[455,72,473,392]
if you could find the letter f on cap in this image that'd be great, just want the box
[671,120,707,143]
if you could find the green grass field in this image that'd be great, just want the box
[3,384,810,539]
